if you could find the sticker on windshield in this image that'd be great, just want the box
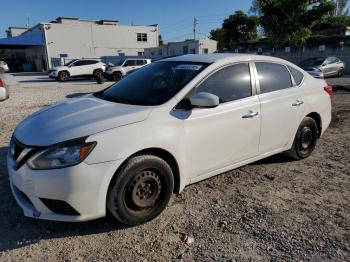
[175,65,203,71]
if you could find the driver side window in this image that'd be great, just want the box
[72,61,85,67]
[196,63,252,103]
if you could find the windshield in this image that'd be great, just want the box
[299,57,325,67]
[95,61,209,106]
[64,60,77,66]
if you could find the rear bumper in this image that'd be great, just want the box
[7,151,123,222]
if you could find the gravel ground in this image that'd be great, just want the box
[0,73,349,261]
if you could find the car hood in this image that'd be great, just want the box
[14,95,151,146]
[50,66,69,71]
[108,66,123,71]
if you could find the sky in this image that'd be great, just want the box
[0,0,252,42]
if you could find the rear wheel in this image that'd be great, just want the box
[286,117,318,160]
[107,155,174,225]
[112,71,123,81]
[93,69,103,78]
[57,71,69,82]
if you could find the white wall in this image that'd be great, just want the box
[45,21,158,64]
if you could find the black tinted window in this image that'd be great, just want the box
[97,62,208,105]
[124,60,136,67]
[256,62,292,94]
[88,60,98,65]
[136,60,146,66]
[287,66,304,86]
[73,60,85,66]
[196,63,252,103]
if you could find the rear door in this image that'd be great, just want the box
[254,62,305,153]
[322,57,338,76]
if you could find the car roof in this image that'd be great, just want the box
[124,58,150,60]
[161,53,290,64]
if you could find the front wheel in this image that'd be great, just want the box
[57,71,69,82]
[286,117,318,160]
[107,155,174,225]
[112,71,123,81]
[337,68,344,77]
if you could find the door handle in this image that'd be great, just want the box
[292,100,304,106]
[242,111,259,119]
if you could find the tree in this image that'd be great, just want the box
[209,10,259,49]
[209,28,226,50]
[158,34,164,46]
[222,11,259,44]
[252,0,336,47]
[312,14,350,34]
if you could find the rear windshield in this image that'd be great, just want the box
[95,61,209,105]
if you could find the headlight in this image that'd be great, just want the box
[28,139,96,170]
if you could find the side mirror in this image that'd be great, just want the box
[189,92,219,108]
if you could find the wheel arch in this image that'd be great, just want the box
[93,68,103,74]
[108,147,181,194]
[59,70,70,76]
[305,112,322,138]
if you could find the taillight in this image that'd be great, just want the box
[324,85,333,97]
[0,79,4,88]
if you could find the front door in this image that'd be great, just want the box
[181,63,261,178]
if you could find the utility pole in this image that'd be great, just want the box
[26,16,30,28]
[193,17,198,40]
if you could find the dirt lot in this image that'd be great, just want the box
[0,73,349,261]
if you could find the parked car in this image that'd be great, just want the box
[105,58,151,81]
[0,61,9,72]
[299,57,345,77]
[0,73,9,101]
[8,54,332,225]
[48,59,106,82]
[307,70,324,79]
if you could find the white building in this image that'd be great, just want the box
[144,39,218,60]
[0,17,159,71]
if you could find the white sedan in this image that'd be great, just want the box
[8,54,332,225]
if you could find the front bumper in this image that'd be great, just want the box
[48,71,58,78]
[7,151,123,222]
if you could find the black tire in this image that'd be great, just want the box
[57,71,69,82]
[286,117,318,160]
[107,155,174,225]
[337,68,344,77]
[112,71,123,81]
[93,69,103,78]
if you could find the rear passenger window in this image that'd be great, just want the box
[255,62,292,93]
[287,66,304,86]
[136,60,145,66]
[196,63,252,103]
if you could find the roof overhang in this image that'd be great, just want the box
[0,28,44,49]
